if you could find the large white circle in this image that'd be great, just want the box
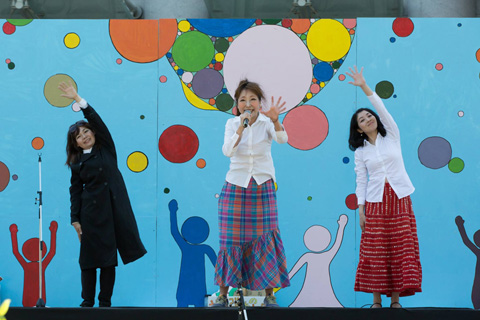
[223,25,312,113]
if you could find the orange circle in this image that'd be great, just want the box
[291,19,311,34]
[228,37,233,42]
[196,158,206,168]
[32,137,44,150]
[476,48,480,63]
[349,29,355,35]
[109,19,177,63]
[209,98,216,105]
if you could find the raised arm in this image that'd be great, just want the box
[455,216,480,255]
[346,66,400,140]
[58,82,116,155]
[43,221,58,268]
[9,224,27,268]
[325,215,348,258]
[169,200,186,248]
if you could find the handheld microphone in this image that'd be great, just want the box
[243,110,251,128]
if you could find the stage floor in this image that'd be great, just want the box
[7,306,480,320]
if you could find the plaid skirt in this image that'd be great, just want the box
[214,178,290,290]
[354,183,422,296]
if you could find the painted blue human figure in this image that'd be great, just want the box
[169,199,217,307]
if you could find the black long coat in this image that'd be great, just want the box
[70,105,147,270]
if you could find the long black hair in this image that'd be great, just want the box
[65,120,96,167]
[348,108,386,151]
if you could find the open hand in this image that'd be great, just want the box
[261,96,286,123]
[346,66,366,87]
[58,81,80,100]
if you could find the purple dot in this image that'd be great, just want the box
[191,69,224,99]
[418,137,452,169]
[12,174,18,181]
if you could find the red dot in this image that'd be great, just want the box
[158,125,199,163]
[392,18,414,37]
[159,75,167,83]
[435,63,443,71]
[281,19,292,28]
[338,74,346,81]
[5,59,11,64]
[3,22,15,35]
[255,19,262,25]
[214,62,223,71]
[116,58,122,64]
[345,193,358,210]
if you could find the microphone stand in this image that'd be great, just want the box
[35,154,45,308]
[235,283,248,320]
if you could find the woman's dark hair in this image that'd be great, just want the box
[233,79,265,116]
[66,120,96,167]
[348,108,386,151]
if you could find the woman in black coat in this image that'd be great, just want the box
[60,82,147,307]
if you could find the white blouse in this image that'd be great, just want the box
[355,93,414,205]
[222,113,288,188]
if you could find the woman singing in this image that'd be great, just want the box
[212,80,290,307]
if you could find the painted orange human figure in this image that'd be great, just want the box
[9,221,58,307]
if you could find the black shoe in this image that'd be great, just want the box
[80,300,94,307]
[99,301,111,308]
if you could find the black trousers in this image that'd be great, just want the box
[81,266,116,307]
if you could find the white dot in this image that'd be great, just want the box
[182,72,194,84]
[458,110,464,117]
[214,193,219,198]
[72,102,81,112]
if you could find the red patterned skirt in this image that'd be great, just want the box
[354,183,422,297]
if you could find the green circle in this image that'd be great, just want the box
[7,19,32,26]
[216,93,234,112]
[172,31,214,72]
[332,61,341,69]
[164,188,170,194]
[448,157,464,173]
[214,38,229,53]
[375,81,394,99]
[263,19,282,25]
[140,115,145,120]
[8,62,15,70]
[307,196,312,201]
[300,34,307,41]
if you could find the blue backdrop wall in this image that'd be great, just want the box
[0,17,479,308]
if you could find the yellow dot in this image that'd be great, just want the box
[64,33,80,49]
[174,65,179,71]
[127,152,148,173]
[178,20,191,33]
[306,93,313,99]
[306,19,351,62]
[215,53,225,62]
[320,82,325,88]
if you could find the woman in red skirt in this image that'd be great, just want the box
[347,66,422,308]
[212,79,290,307]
